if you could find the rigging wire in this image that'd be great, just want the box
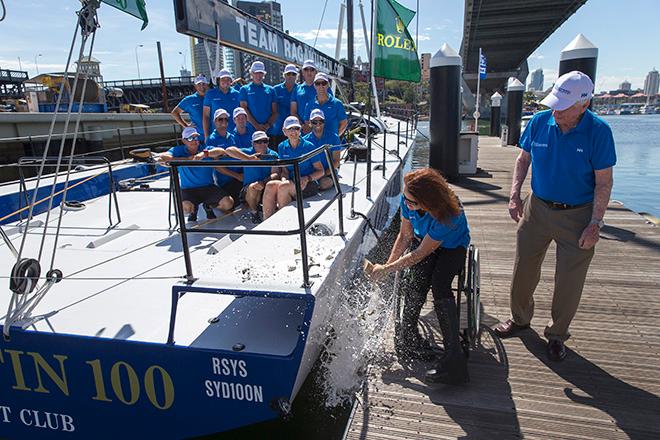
[313,0,331,48]
[0,0,6,22]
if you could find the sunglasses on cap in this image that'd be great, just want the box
[314,81,328,86]
[184,136,199,142]
[311,120,325,125]
[254,139,269,144]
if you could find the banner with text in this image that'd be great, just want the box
[174,0,350,81]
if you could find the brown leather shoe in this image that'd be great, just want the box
[493,319,530,339]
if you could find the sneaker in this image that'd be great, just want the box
[203,204,217,219]
[187,207,198,222]
[547,339,567,362]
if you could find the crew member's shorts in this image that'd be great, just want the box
[180,185,225,207]
[219,178,243,202]
[291,179,320,198]
[239,183,265,203]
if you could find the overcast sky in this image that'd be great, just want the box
[0,0,657,92]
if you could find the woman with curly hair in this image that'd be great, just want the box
[366,167,471,384]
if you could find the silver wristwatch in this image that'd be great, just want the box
[590,219,605,228]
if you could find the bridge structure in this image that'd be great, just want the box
[460,0,589,113]
[103,76,196,112]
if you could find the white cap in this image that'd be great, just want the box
[314,72,329,84]
[194,74,208,85]
[302,59,316,70]
[232,107,247,119]
[214,108,230,120]
[283,116,301,130]
[252,131,269,142]
[182,127,200,139]
[284,64,298,75]
[214,69,232,79]
[540,70,594,111]
[250,61,266,73]
[310,108,325,120]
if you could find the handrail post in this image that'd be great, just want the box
[117,128,125,160]
[397,121,401,157]
[293,162,311,288]
[382,126,387,178]
[324,147,345,236]
[405,117,409,139]
[171,165,194,279]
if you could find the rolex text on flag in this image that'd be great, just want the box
[374,0,421,83]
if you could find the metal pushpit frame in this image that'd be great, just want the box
[168,144,344,288]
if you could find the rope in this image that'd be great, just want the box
[313,0,330,48]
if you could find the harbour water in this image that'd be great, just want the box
[415,115,660,218]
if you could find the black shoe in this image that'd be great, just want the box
[187,207,198,222]
[203,204,217,219]
[547,339,566,362]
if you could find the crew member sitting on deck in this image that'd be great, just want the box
[240,61,278,143]
[205,108,243,210]
[303,108,343,190]
[223,131,279,223]
[157,127,230,221]
[262,116,325,220]
[203,69,241,139]
[231,107,253,149]
[303,72,347,137]
[171,74,208,141]
[365,168,471,385]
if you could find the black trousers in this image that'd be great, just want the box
[398,242,467,345]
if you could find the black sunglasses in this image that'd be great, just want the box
[216,117,229,122]
[254,139,269,144]
[287,126,301,131]
[314,81,328,87]
[311,120,325,125]
[184,136,200,142]
[403,194,418,205]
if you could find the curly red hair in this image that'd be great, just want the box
[404,168,461,223]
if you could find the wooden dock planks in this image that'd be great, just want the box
[345,136,660,440]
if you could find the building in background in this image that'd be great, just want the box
[235,0,284,85]
[76,56,103,84]
[644,68,659,96]
[529,68,544,92]
[619,80,632,92]
[420,53,431,82]
[190,37,225,81]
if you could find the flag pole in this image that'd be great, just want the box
[369,0,381,118]
[474,47,482,132]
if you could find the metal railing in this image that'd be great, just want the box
[169,144,344,289]
[102,76,195,89]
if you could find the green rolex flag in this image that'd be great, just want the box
[101,0,149,30]
[373,0,421,82]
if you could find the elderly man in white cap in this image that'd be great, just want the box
[303,72,347,137]
[220,131,280,222]
[203,68,241,139]
[272,63,300,148]
[303,108,343,190]
[157,127,229,221]
[239,60,278,140]
[171,74,208,141]
[231,107,253,149]
[291,59,331,134]
[494,71,616,362]
[262,116,324,219]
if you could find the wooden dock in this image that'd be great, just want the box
[344,136,660,440]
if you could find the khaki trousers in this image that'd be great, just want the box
[510,194,595,341]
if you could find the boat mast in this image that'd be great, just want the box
[347,0,355,101]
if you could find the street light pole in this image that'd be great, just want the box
[178,51,187,71]
[135,44,144,80]
[34,53,42,75]
[17,56,23,72]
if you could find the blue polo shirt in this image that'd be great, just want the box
[293,83,333,118]
[401,195,470,249]
[206,131,240,186]
[303,96,347,136]
[231,126,254,149]
[273,82,298,134]
[240,82,276,134]
[303,131,342,170]
[238,147,279,186]
[278,138,321,178]
[520,109,616,205]
[203,87,241,132]
[167,144,213,190]
[176,92,206,141]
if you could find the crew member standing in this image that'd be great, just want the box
[272,64,299,147]
[290,59,332,134]
[494,71,616,362]
[240,61,278,142]
[171,74,208,141]
[303,72,347,137]
[203,69,241,139]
